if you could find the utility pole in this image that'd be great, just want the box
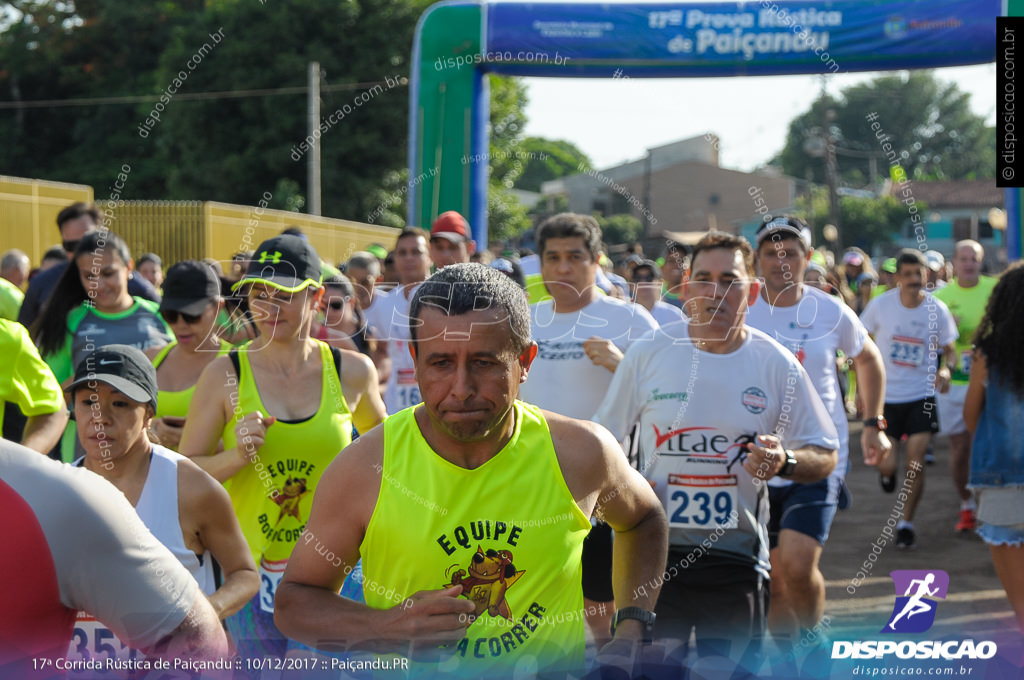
[823,107,842,251]
[308,61,322,216]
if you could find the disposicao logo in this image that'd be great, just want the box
[883,569,948,634]
[831,570,997,661]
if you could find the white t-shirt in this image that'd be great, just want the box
[519,296,658,420]
[860,289,958,404]
[593,321,839,577]
[746,284,867,483]
[649,300,686,327]
[365,284,422,415]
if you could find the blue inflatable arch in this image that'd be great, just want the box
[408,0,1000,247]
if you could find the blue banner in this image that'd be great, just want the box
[483,0,998,77]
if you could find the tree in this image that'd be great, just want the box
[794,186,921,253]
[152,0,425,219]
[514,137,592,192]
[486,75,531,242]
[776,71,994,186]
[0,0,427,221]
[596,214,643,247]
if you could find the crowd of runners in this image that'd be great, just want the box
[2,202,1022,678]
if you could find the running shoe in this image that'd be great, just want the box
[896,527,916,549]
[880,474,896,493]
[956,508,977,532]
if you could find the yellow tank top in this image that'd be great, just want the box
[361,401,590,676]
[152,339,231,419]
[221,340,352,612]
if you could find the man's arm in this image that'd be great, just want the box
[935,343,958,394]
[851,338,892,466]
[147,591,227,661]
[21,410,68,454]
[275,429,473,652]
[548,415,668,641]
[743,436,837,484]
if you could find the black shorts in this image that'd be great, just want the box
[884,397,939,441]
[768,478,841,549]
[581,521,614,602]
[655,559,768,657]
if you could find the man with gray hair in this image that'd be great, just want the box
[277,263,668,677]
[0,249,28,321]
[1,249,29,288]
[934,240,997,532]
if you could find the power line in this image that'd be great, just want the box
[0,79,407,110]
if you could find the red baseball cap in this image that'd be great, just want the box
[430,211,470,242]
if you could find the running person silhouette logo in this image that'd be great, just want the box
[882,570,949,633]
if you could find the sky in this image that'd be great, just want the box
[520,62,997,172]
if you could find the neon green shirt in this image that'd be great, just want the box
[362,401,590,676]
[0,319,64,432]
[934,276,998,384]
[0,277,24,321]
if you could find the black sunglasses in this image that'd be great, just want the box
[160,309,203,324]
[633,274,656,283]
[327,300,345,310]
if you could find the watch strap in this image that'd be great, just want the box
[611,606,656,638]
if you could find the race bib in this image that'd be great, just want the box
[890,335,925,368]
[258,557,289,613]
[394,368,421,409]
[66,612,140,669]
[960,350,972,376]
[666,474,738,529]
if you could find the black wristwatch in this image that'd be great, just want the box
[778,449,798,478]
[611,607,656,641]
[863,416,888,432]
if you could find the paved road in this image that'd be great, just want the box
[820,421,1015,639]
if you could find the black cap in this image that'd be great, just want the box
[232,234,322,293]
[755,215,812,251]
[160,260,221,315]
[67,345,159,410]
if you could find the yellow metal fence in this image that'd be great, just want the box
[0,177,94,263]
[1,177,399,270]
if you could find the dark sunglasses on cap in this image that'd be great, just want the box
[160,309,203,325]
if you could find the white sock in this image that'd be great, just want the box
[961,498,977,511]
[898,520,913,531]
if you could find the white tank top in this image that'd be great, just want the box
[137,445,215,595]
[75,444,215,594]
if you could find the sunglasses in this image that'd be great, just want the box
[160,309,203,324]
[327,300,345,310]
[633,274,656,283]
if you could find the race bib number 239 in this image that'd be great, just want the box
[667,474,738,529]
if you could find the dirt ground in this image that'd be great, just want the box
[819,421,1015,640]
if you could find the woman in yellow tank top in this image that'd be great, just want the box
[145,261,231,450]
[179,235,386,664]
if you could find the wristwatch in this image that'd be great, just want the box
[611,607,656,641]
[863,416,888,431]
[778,449,798,478]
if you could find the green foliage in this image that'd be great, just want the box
[794,186,921,252]
[0,0,425,220]
[515,137,592,192]
[778,72,994,185]
[596,213,644,247]
[485,75,532,241]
